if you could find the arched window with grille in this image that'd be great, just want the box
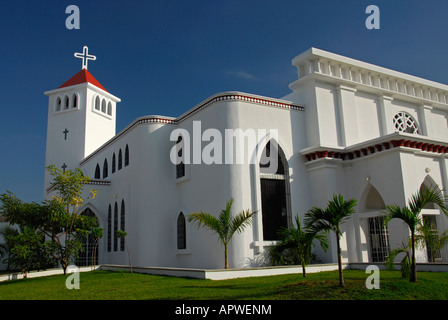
[76,208,99,266]
[177,212,186,250]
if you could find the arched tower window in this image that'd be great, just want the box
[94,164,100,179]
[56,97,62,111]
[103,159,108,179]
[64,95,69,110]
[95,96,100,110]
[177,212,186,250]
[107,102,112,116]
[125,144,129,167]
[101,99,106,113]
[120,199,125,251]
[259,140,291,241]
[112,153,116,173]
[72,93,78,108]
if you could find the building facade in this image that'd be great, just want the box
[43,48,448,269]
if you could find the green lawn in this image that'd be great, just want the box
[0,269,447,300]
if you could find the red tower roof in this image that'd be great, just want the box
[58,69,107,92]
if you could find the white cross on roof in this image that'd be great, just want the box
[74,46,96,70]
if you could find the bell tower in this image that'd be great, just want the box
[43,46,121,195]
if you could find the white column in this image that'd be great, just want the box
[335,84,359,146]
[377,95,394,135]
[418,104,434,137]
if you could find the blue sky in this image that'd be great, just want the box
[1,0,448,203]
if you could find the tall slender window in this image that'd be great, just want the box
[107,205,112,252]
[176,136,185,178]
[107,102,112,115]
[112,153,116,173]
[120,200,125,251]
[103,159,108,179]
[94,164,100,179]
[64,95,69,110]
[118,149,123,170]
[177,212,186,250]
[125,144,129,167]
[114,202,118,252]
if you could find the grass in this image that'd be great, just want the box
[0,269,447,300]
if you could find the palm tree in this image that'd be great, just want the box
[382,185,447,282]
[188,198,256,269]
[305,194,357,288]
[269,215,328,277]
[416,221,448,262]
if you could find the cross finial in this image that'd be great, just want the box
[74,46,96,70]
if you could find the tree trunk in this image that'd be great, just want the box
[410,231,417,282]
[125,239,133,274]
[336,234,344,288]
[224,244,229,269]
[301,262,306,277]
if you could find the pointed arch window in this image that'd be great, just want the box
[118,149,123,170]
[112,153,116,173]
[94,164,101,179]
[113,202,118,252]
[103,159,108,179]
[120,199,125,251]
[107,205,112,252]
[125,145,129,167]
[107,102,112,116]
[177,212,186,250]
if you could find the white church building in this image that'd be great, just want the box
[43,47,448,269]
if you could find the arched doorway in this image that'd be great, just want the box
[76,208,99,266]
[259,140,291,241]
